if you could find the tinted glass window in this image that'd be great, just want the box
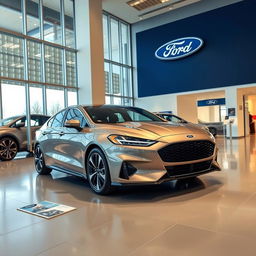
[84,106,164,124]
[38,116,50,125]
[30,115,50,126]
[0,116,20,126]
[65,108,87,128]
[51,110,66,127]
[13,116,46,127]
[47,117,54,127]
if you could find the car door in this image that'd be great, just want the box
[40,110,67,168]
[57,108,91,174]
[29,115,46,142]
[10,116,27,149]
[10,115,47,149]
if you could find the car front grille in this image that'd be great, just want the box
[158,140,215,162]
[165,160,212,177]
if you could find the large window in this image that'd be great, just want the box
[45,45,63,85]
[103,13,133,106]
[1,81,26,118]
[0,0,78,121]
[0,34,24,80]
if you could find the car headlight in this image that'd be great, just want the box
[108,135,157,147]
[209,132,215,142]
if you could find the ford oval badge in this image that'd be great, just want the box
[155,37,204,60]
[186,135,194,138]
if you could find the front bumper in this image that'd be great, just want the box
[105,135,221,185]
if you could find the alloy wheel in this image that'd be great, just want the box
[34,145,52,175]
[88,152,106,192]
[0,137,18,161]
[34,146,44,172]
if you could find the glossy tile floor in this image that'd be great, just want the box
[1,137,256,256]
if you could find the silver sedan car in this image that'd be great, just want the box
[34,105,221,194]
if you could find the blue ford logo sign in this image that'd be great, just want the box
[206,99,217,105]
[155,37,204,60]
[186,135,194,138]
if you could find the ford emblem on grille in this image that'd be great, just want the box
[186,135,194,138]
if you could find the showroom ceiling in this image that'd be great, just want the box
[102,0,202,23]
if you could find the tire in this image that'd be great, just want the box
[209,127,217,137]
[86,148,112,195]
[34,145,52,175]
[0,137,18,161]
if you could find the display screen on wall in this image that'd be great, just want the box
[136,1,256,98]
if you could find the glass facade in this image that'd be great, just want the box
[103,13,133,106]
[0,0,78,119]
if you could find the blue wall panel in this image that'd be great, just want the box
[136,0,256,97]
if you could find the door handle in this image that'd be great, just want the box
[59,131,65,136]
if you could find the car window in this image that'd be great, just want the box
[127,110,152,122]
[170,116,182,123]
[85,106,164,124]
[47,117,54,127]
[14,116,43,127]
[50,110,66,128]
[161,115,182,123]
[33,116,50,126]
[0,116,20,126]
[65,108,88,128]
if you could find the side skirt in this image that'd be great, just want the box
[48,165,87,180]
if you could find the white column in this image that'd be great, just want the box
[75,0,105,105]
[225,87,238,137]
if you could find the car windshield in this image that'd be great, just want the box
[0,116,20,126]
[84,106,165,124]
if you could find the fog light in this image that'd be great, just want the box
[119,162,137,179]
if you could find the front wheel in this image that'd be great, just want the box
[86,148,112,195]
[0,137,18,161]
[34,145,52,175]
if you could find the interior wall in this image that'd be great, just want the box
[135,94,177,113]
[237,86,256,137]
[177,94,198,123]
[198,105,220,123]
[75,0,105,105]
[248,95,256,115]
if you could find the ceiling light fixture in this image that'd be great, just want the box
[127,0,163,11]
[138,0,201,20]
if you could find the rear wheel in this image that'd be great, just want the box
[0,137,18,161]
[86,148,112,195]
[34,145,52,175]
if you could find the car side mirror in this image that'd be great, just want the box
[65,120,82,130]
[15,122,25,128]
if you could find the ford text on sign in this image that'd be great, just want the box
[155,37,204,60]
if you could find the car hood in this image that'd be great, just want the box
[94,121,208,140]
[0,126,11,132]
